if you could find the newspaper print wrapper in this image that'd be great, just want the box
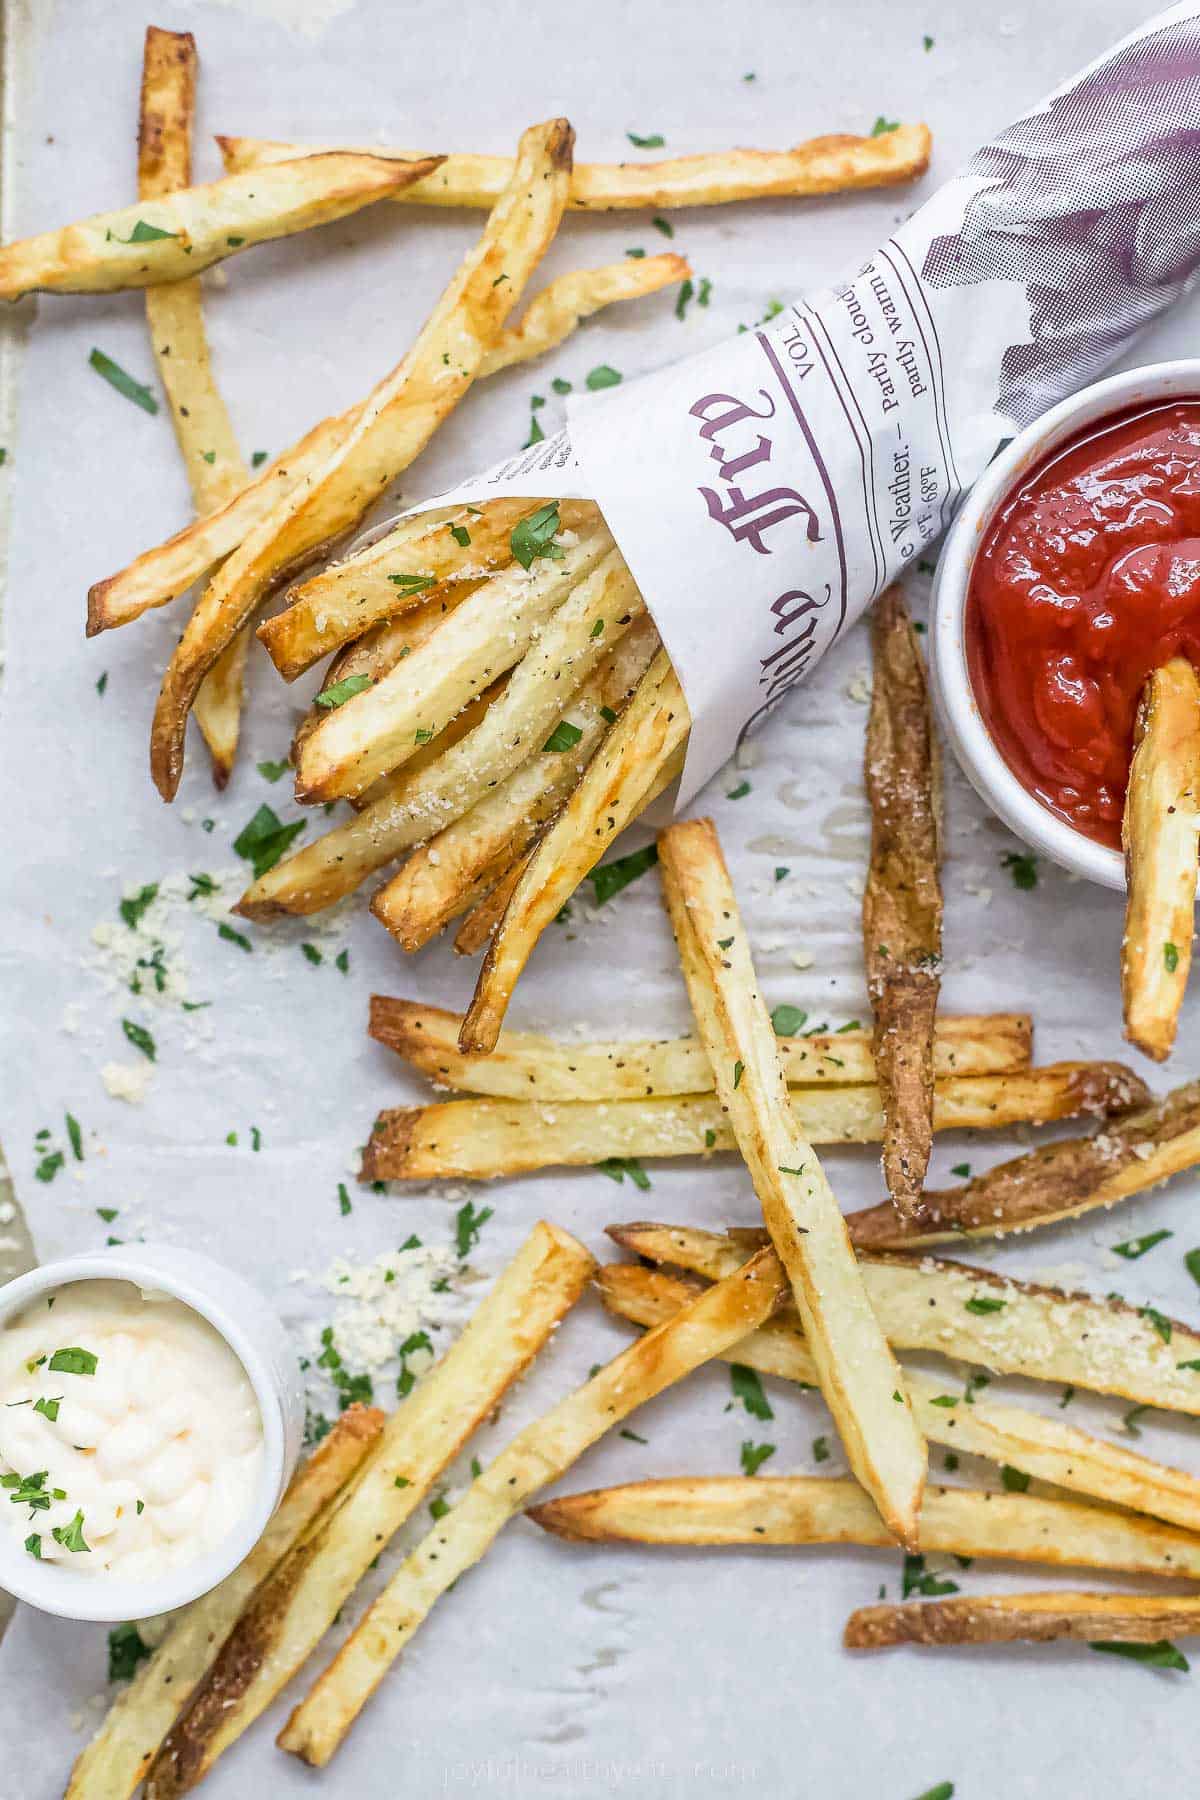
[405,0,1200,804]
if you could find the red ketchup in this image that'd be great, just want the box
[966,400,1200,849]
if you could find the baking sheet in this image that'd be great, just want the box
[3,1,1200,1794]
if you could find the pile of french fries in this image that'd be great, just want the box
[22,18,1200,1782]
[70,806,1200,1785]
[4,22,929,999]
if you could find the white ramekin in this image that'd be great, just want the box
[930,358,1200,891]
[0,1244,304,1622]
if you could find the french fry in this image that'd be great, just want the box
[1121,657,1200,1060]
[142,1221,593,1800]
[360,1062,1149,1181]
[259,498,551,680]
[460,651,690,1052]
[656,817,925,1545]
[87,255,674,636]
[453,858,529,956]
[846,1080,1200,1251]
[277,1248,787,1766]
[218,125,933,210]
[0,153,438,301]
[149,118,575,800]
[65,1404,383,1800]
[481,253,689,371]
[371,632,662,948]
[864,588,942,1215]
[606,1223,1200,1414]
[367,1002,1033,1100]
[844,1589,1200,1652]
[527,1476,1200,1578]
[137,26,252,789]
[293,523,611,803]
[598,1261,1200,1533]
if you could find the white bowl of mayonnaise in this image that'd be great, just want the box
[0,1244,304,1621]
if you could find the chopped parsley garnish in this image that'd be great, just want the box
[675,278,695,321]
[732,1060,744,1088]
[770,1004,807,1037]
[66,1114,84,1162]
[590,618,605,639]
[121,1019,156,1062]
[314,674,373,710]
[510,502,565,570]
[923,34,935,50]
[626,246,645,258]
[950,1163,971,1179]
[386,572,435,595]
[414,728,434,745]
[251,450,269,468]
[96,672,108,695]
[543,720,584,753]
[902,1553,958,1599]
[450,524,471,547]
[1184,1248,1200,1288]
[335,949,350,974]
[1140,1305,1173,1344]
[1113,1229,1172,1260]
[551,376,572,395]
[119,883,159,929]
[727,779,751,800]
[651,215,674,237]
[338,1183,352,1217]
[49,1346,98,1376]
[316,1327,374,1409]
[585,364,622,391]
[964,1295,1004,1315]
[774,866,789,881]
[963,1372,990,1405]
[24,1533,41,1559]
[51,1510,90,1553]
[33,1397,61,1422]
[524,412,545,447]
[1000,1464,1031,1492]
[301,943,323,966]
[587,842,658,904]
[594,1156,651,1190]
[812,1435,830,1463]
[455,1200,493,1259]
[429,1493,451,1520]
[1060,1385,1075,1408]
[397,1331,433,1398]
[1001,850,1038,890]
[1123,1404,1151,1436]
[705,1129,717,1149]
[912,1786,953,1800]
[1165,941,1180,973]
[89,348,157,414]
[599,705,618,724]
[233,803,307,877]
[108,1623,153,1682]
[627,131,665,148]
[620,1428,648,1444]
[217,922,252,953]
[871,117,900,135]
[256,758,290,782]
[35,1150,64,1184]
[109,219,178,243]
[928,1394,958,1408]
[740,1440,775,1476]
[729,1363,773,1421]
[1090,1640,1189,1671]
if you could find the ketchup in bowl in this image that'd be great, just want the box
[966,400,1200,849]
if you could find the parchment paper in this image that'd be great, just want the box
[2,2,1200,1796]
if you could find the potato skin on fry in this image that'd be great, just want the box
[863,588,943,1217]
[844,1589,1200,1652]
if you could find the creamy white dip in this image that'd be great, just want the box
[0,1280,263,1579]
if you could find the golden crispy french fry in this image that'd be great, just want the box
[360,1061,1149,1181]
[607,1222,1200,1414]
[657,816,925,1545]
[370,630,661,948]
[137,26,251,790]
[864,588,942,1214]
[846,1080,1200,1251]
[218,126,933,209]
[479,253,690,370]
[277,1248,787,1766]
[844,1589,1200,1652]
[65,1403,382,1800]
[527,1476,1200,1579]
[259,498,545,679]
[1122,657,1200,1060]
[293,522,610,803]
[460,650,689,1052]
[0,152,438,301]
[148,119,575,800]
[368,1002,1033,1099]
[599,1261,1200,1533]
[453,859,529,956]
[142,1221,592,1800]
[88,252,670,637]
